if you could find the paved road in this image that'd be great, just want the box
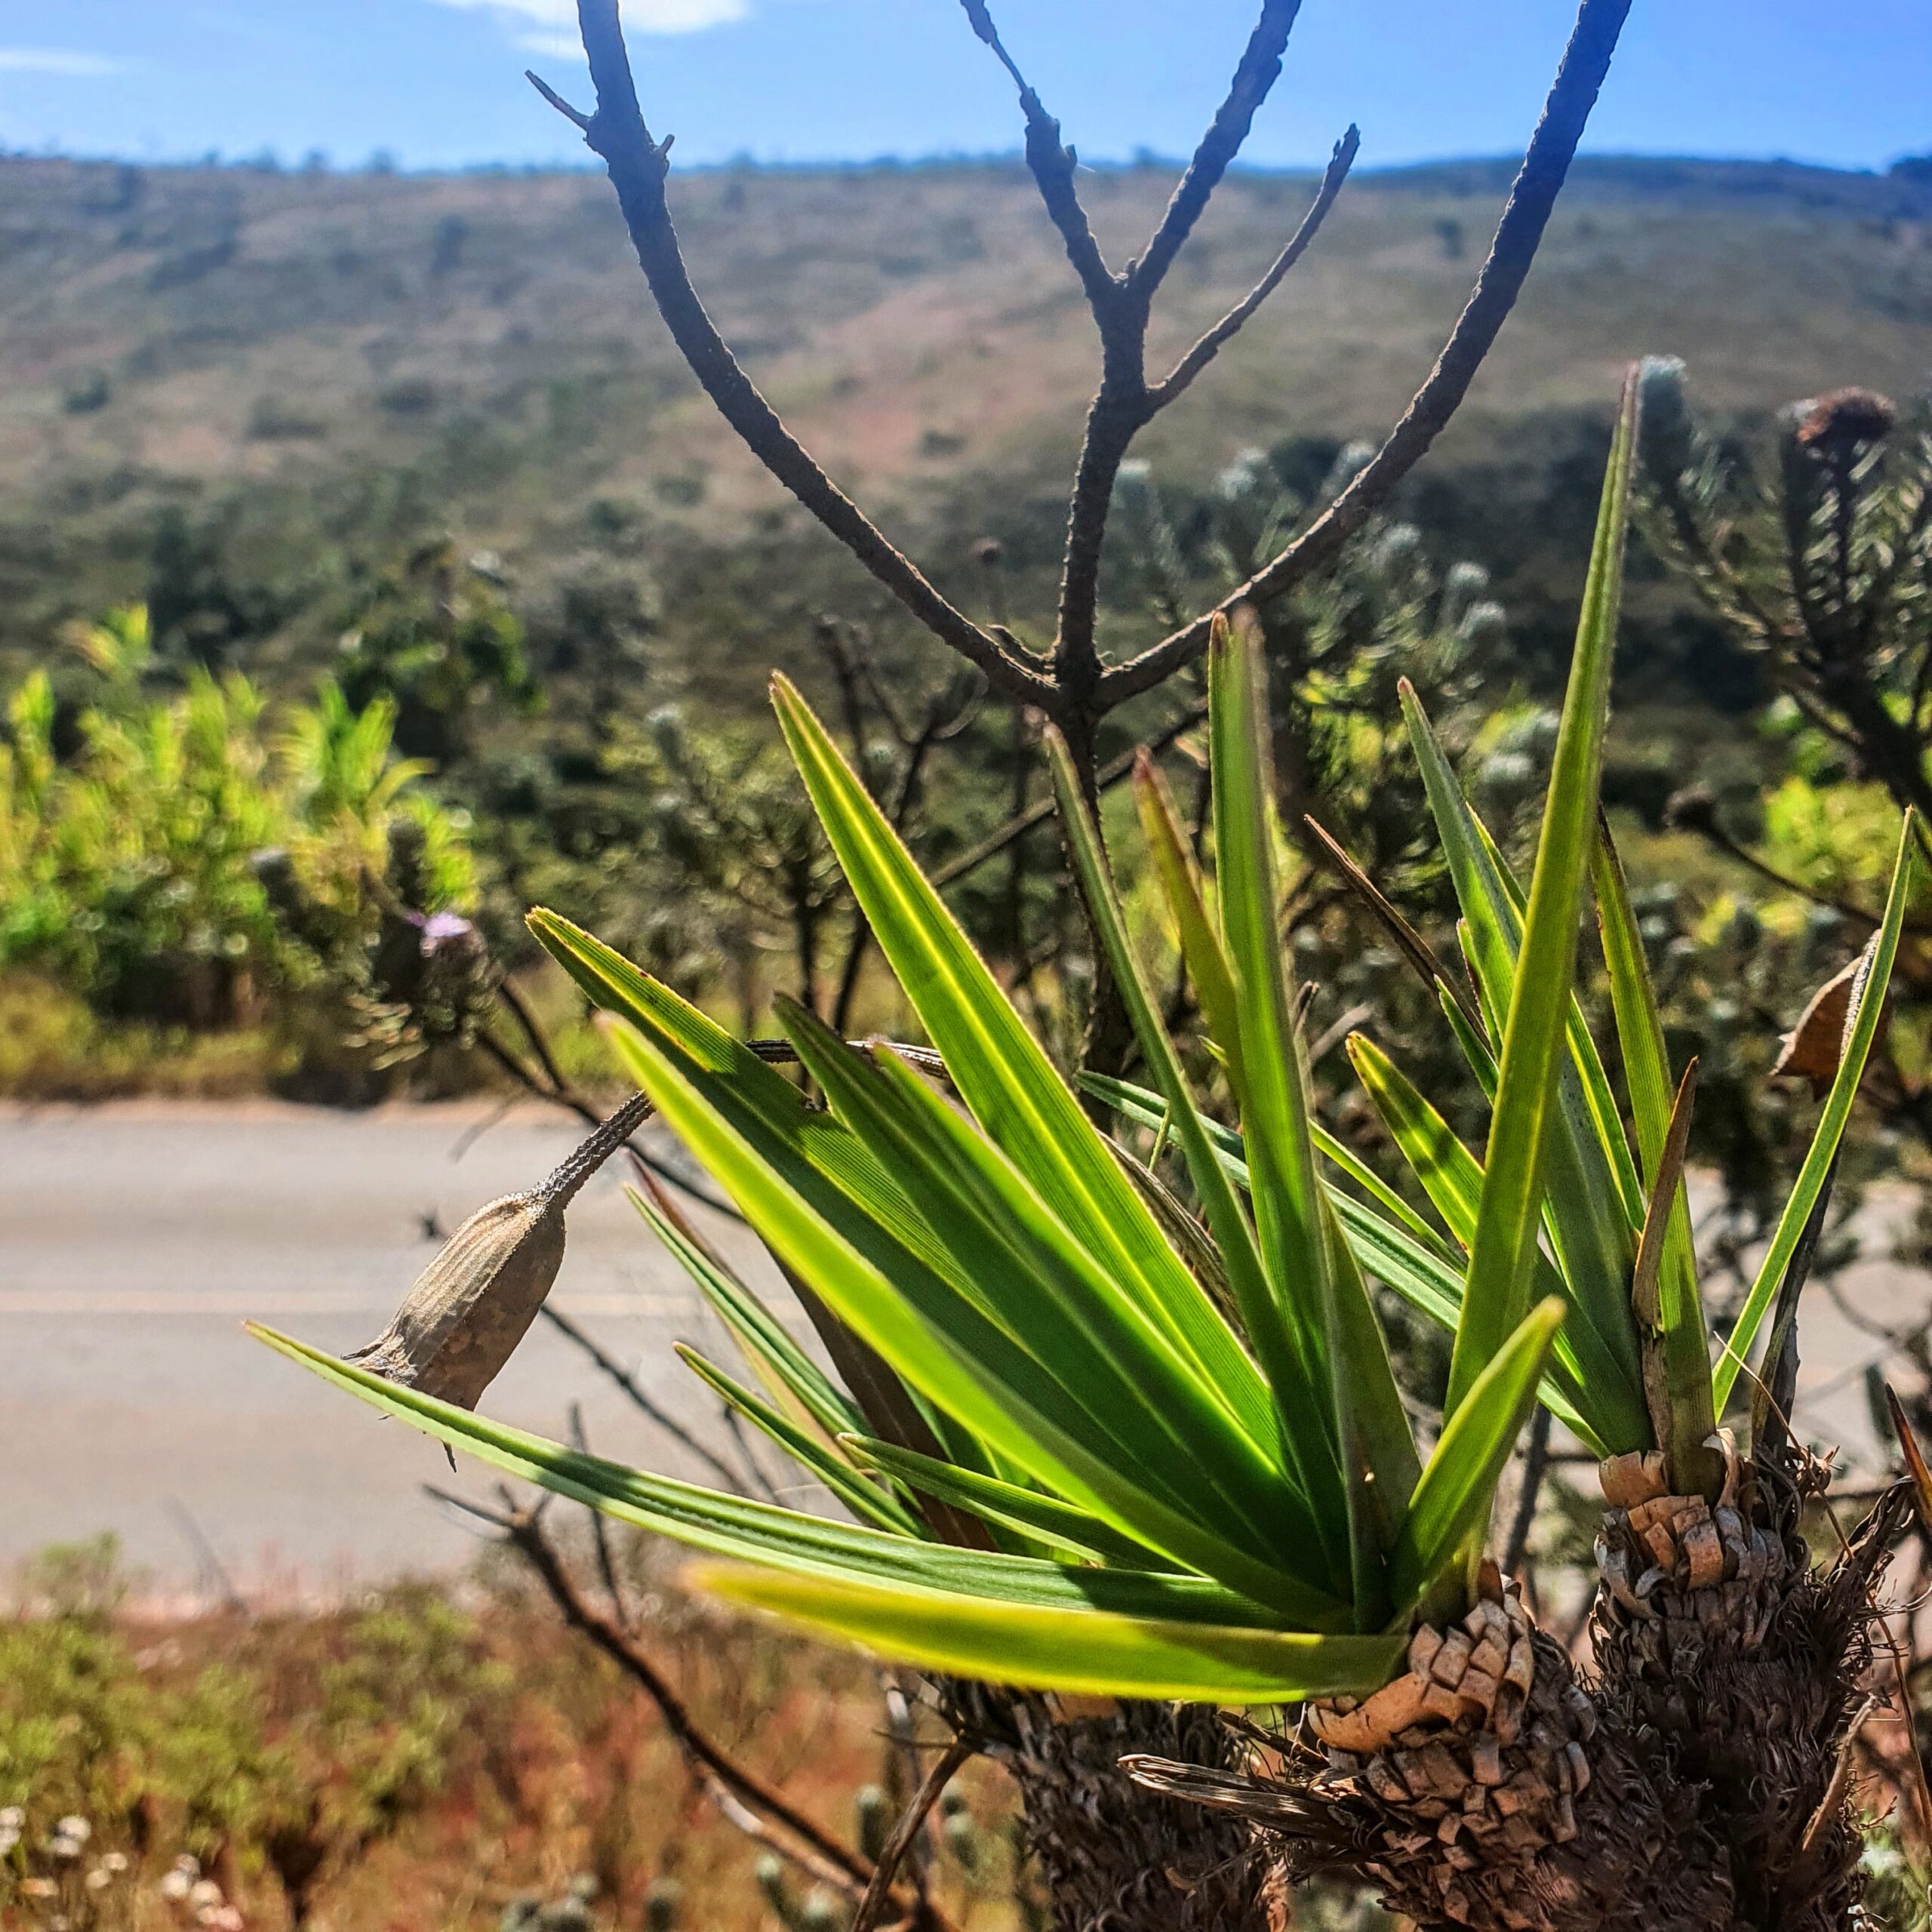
[0,1100,786,1596]
[5,1102,1932,1596]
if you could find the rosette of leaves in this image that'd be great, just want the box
[261,382,1917,1929]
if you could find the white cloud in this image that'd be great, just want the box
[429,0,751,51]
[0,48,125,76]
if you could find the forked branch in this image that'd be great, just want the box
[1129,0,1306,300]
[543,2,1049,706]
[1148,125,1359,411]
[967,0,1318,694]
[1100,0,1634,706]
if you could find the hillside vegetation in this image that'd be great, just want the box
[4,152,1929,701]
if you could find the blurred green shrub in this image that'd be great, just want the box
[0,603,474,1055]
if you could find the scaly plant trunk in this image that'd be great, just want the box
[946,1683,1279,1932]
[1129,1456,1913,1932]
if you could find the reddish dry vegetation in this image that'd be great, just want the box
[0,1557,1020,1932]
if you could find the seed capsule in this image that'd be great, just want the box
[347,1091,654,1409]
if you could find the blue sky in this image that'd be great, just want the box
[0,2,1927,175]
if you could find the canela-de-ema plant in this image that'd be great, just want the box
[257,375,1921,1930]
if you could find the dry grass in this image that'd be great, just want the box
[0,1543,1028,1932]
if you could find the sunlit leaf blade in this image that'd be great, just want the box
[696,1564,1404,1705]
[1469,805,1647,1229]
[1348,1034,1484,1238]
[771,674,1274,1438]
[843,1435,1164,1565]
[249,1324,1321,1627]
[1592,817,1709,1466]
[1209,617,1420,1614]
[1081,1069,1607,1453]
[1388,1298,1566,1612]
[1714,817,1918,1410]
[775,995,1311,1564]
[629,1186,864,1447]
[1346,1034,1647,1451]
[531,909,965,1316]
[1441,370,1639,1422]
[675,1346,924,1536]
[1316,1195,1421,1628]
[1403,702,1641,1392]
[1208,618,1342,1451]
[1042,731,1335,1561]
[614,1013,1340,1618]
[1081,1069,1452,1257]
[1132,753,1245,1059]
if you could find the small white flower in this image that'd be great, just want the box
[173,1854,202,1875]
[0,1827,20,1857]
[0,1806,23,1829]
[211,1909,245,1931]
[189,1877,224,1908]
[49,1834,83,1861]
[55,1815,90,1843]
[21,1876,56,1898]
[160,1869,193,1901]
[103,1851,129,1873]
[87,1866,112,1891]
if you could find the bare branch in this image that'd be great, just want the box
[851,1736,977,1932]
[1099,0,1635,708]
[537,1302,752,1494]
[929,704,1205,889]
[958,1,1117,315]
[551,3,1048,704]
[502,1503,955,1920]
[1130,0,1305,300]
[567,1401,632,1623]
[1147,126,1359,412]
[1041,2,1309,695]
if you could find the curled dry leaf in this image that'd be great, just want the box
[1771,951,1891,1099]
[347,1090,654,1409]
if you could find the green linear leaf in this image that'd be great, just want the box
[1208,620,1342,1442]
[1592,817,1711,1466]
[1043,731,1331,1555]
[1345,1033,1647,1450]
[777,995,1310,1563]
[1327,1189,1608,1457]
[1348,1033,1484,1238]
[1404,711,1643,1393]
[1714,817,1918,1410]
[250,1324,1316,1628]
[614,1014,1341,1619]
[1081,1069,1609,1454]
[697,1565,1404,1706]
[1441,371,1639,1422]
[843,1435,1164,1566]
[1082,1069,1454,1259]
[771,674,1272,1434]
[676,1346,924,1536]
[1388,1297,1566,1613]
[629,1186,863,1447]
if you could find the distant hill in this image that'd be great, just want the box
[2,151,1928,698]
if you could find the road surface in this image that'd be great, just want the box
[0,1100,787,1597]
[4,1100,1930,1597]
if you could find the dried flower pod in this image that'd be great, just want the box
[346,1091,654,1409]
[1790,386,1897,463]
